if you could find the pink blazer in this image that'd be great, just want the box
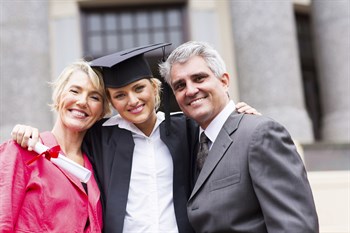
[0,132,103,232]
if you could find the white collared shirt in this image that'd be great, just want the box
[199,100,236,149]
[103,112,178,233]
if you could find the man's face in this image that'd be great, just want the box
[170,56,230,129]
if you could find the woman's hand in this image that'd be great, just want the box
[236,102,262,115]
[11,124,39,151]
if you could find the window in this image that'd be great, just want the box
[81,4,186,58]
[295,12,322,140]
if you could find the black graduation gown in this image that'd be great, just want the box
[82,113,197,233]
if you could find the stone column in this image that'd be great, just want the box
[0,1,52,142]
[311,0,350,143]
[230,0,314,143]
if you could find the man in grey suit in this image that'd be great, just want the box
[159,41,319,233]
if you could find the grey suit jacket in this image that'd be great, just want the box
[187,112,319,233]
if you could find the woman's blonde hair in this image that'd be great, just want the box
[149,78,162,111]
[50,60,112,117]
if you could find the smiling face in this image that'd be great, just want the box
[170,55,230,129]
[107,78,158,135]
[57,70,104,133]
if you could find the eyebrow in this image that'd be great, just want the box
[171,72,209,87]
[90,90,103,96]
[69,84,82,89]
[192,72,209,78]
[70,85,102,96]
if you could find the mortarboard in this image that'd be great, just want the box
[90,42,171,88]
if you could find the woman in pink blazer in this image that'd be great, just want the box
[0,61,111,232]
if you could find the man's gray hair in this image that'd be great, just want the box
[159,41,227,85]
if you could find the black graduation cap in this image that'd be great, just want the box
[90,42,171,88]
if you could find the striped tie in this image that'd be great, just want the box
[196,132,210,178]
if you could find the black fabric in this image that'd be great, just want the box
[82,115,197,233]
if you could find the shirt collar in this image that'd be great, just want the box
[102,111,165,136]
[200,100,235,144]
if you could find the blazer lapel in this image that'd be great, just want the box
[84,154,100,205]
[190,112,244,200]
[39,132,87,193]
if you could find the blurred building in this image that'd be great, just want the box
[1,0,349,232]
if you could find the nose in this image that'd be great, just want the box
[76,94,88,107]
[185,82,199,97]
[128,93,139,106]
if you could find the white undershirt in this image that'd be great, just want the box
[103,112,178,233]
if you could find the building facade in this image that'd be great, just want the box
[1,0,349,231]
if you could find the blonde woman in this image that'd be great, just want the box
[0,61,110,232]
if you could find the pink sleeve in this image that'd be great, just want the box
[0,140,30,232]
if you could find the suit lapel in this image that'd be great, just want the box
[190,112,244,200]
[39,132,87,194]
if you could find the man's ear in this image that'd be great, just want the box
[219,73,230,88]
